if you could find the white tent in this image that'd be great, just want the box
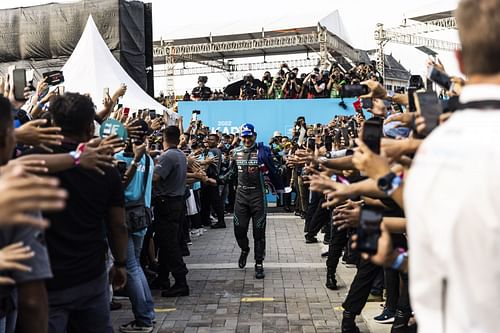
[62,16,178,121]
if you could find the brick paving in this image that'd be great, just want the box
[111,212,382,333]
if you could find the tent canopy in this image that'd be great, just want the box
[62,15,177,119]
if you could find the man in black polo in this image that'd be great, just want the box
[153,126,189,297]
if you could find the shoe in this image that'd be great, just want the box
[323,239,330,245]
[305,236,318,244]
[325,268,338,290]
[374,308,395,324]
[149,278,170,290]
[210,223,226,229]
[255,264,265,279]
[367,292,384,302]
[321,251,329,257]
[341,310,360,333]
[294,211,301,217]
[283,206,292,212]
[110,301,122,311]
[119,320,154,333]
[390,310,411,333]
[300,213,306,219]
[161,283,190,297]
[187,240,193,246]
[238,249,250,268]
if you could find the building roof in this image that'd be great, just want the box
[360,49,411,82]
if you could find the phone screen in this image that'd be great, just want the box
[356,206,383,255]
[103,87,109,98]
[12,68,26,101]
[415,92,442,136]
[362,118,383,154]
[149,110,157,119]
[427,66,451,90]
[123,107,130,116]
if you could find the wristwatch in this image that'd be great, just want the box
[69,150,82,166]
[377,172,402,196]
[69,143,86,166]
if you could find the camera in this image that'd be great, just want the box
[288,72,296,80]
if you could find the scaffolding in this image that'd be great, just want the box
[375,15,459,82]
[153,24,358,94]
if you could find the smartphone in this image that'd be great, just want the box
[341,84,369,98]
[116,161,127,178]
[149,109,157,119]
[123,107,130,117]
[362,117,383,154]
[355,206,383,255]
[58,86,65,95]
[427,66,451,91]
[361,98,373,109]
[116,103,123,110]
[12,68,27,101]
[415,91,442,136]
[192,109,201,122]
[42,70,64,86]
[103,87,109,99]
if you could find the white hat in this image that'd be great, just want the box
[273,131,282,137]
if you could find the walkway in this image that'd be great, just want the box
[111,212,389,333]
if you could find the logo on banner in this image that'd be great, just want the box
[212,121,239,134]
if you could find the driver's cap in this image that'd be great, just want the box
[240,123,255,137]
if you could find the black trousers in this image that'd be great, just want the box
[201,185,225,226]
[342,258,383,315]
[233,189,266,262]
[304,191,321,233]
[306,196,330,238]
[326,224,348,283]
[153,197,188,282]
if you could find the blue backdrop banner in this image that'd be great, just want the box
[178,98,359,142]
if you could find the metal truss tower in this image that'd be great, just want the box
[375,16,459,82]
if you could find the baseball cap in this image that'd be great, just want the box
[240,123,255,137]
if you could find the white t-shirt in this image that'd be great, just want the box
[404,84,500,333]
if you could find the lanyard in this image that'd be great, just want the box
[457,100,500,110]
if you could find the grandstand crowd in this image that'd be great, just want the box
[182,61,386,102]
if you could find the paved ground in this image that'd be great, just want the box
[111,212,390,333]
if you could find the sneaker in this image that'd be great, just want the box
[374,308,395,324]
[119,320,154,333]
[190,230,201,237]
[255,264,265,279]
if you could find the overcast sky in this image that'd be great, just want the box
[1,0,461,94]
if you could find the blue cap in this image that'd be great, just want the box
[240,123,256,137]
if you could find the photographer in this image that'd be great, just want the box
[191,76,212,101]
[239,74,259,100]
[261,71,273,99]
[267,70,285,99]
[282,71,300,99]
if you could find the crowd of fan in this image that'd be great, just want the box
[184,61,383,101]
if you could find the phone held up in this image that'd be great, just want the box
[356,205,384,255]
[362,117,383,154]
